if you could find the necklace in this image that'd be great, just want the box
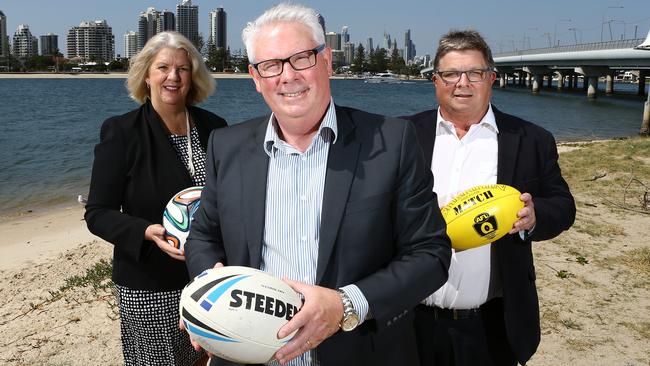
[185,108,195,177]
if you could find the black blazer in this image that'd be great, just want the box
[185,105,452,366]
[85,101,227,291]
[403,106,576,365]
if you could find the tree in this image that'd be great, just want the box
[350,43,365,74]
[206,43,231,72]
[368,48,388,73]
[388,47,406,75]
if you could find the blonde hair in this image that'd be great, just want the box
[127,31,215,104]
[242,3,325,63]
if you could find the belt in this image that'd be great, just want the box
[417,304,481,320]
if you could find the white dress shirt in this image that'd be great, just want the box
[262,99,369,366]
[423,104,499,309]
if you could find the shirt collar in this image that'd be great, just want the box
[436,103,499,136]
[263,97,338,157]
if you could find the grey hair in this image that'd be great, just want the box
[433,29,495,71]
[126,31,215,104]
[242,3,325,63]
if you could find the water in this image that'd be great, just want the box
[0,77,647,214]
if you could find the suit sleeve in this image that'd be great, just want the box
[356,121,451,327]
[184,129,227,278]
[84,118,152,262]
[528,132,576,241]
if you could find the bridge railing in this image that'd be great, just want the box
[494,38,645,57]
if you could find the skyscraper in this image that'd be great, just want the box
[366,37,373,55]
[157,10,175,34]
[209,7,227,49]
[325,32,341,51]
[176,0,199,50]
[40,33,58,56]
[12,24,38,58]
[381,32,391,50]
[124,31,138,59]
[404,29,416,63]
[343,42,355,66]
[341,26,349,44]
[138,7,175,51]
[0,10,9,58]
[67,20,115,61]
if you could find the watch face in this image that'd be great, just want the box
[341,313,360,331]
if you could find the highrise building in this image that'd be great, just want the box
[325,32,341,51]
[40,33,58,56]
[124,31,138,59]
[157,10,175,34]
[404,29,416,62]
[67,20,115,61]
[12,24,38,58]
[343,42,355,66]
[341,26,349,44]
[208,7,227,49]
[138,8,175,51]
[381,32,391,50]
[0,10,9,58]
[176,0,199,50]
[366,37,373,55]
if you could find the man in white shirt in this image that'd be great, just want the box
[403,30,576,366]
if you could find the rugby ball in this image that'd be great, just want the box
[162,186,203,250]
[440,184,524,251]
[180,266,302,364]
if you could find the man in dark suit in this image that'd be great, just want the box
[402,30,575,366]
[183,3,451,366]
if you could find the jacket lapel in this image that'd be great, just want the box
[316,106,360,284]
[494,106,520,184]
[240,118,270,268]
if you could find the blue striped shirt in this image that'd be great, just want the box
[261,100,369,366]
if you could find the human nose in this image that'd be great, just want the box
[278,60,298,81]
[168,67,180,80]
[456,71,471,86]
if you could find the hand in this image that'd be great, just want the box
[145,224,185,261]
[178,262,225,355]
[509,192,536,234]
[274,279,343,365]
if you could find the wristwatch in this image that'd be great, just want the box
[337,289,360,331]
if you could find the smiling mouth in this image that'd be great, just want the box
[164,85,180,91]
[454,93,473,98]
[280,88,308,98]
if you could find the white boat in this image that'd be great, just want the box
[364,72,402,83]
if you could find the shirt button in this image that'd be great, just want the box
[301,236,307,241]
[300,195,307,201]
[301,156,307,161]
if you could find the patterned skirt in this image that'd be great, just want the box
[115,284,202,366]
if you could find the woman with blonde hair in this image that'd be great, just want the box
[85,31,226,365]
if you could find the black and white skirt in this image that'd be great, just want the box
[115,284,202,366]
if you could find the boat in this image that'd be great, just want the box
[364,72,402,84]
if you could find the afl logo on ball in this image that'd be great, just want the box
[473,212,498,239]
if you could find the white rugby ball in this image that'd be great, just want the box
[180,266,302,364]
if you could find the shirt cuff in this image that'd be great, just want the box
[340,285,371,323]
[519,224,536,240]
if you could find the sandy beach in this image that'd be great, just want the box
[0,139,648,365]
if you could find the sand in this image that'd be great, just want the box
[0,139,648,365]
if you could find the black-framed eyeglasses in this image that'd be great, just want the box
[252,44,326,78]
[435,68,493,84]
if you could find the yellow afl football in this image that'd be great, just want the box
[441,184,524,251]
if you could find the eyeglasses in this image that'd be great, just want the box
[252,44,326,78]
[435,68,493,84]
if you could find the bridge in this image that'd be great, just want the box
[420,30,650,134]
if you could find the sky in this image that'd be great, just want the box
[2,0,650,58]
